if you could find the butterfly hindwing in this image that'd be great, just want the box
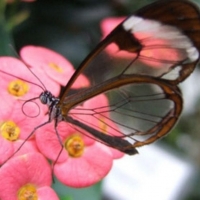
[64,75,182,154]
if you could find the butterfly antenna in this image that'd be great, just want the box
[0,69,45,91]
[22,97,41,118]
[21,62,47,91]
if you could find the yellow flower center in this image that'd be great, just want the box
[18,184,38,200]
[8,79,29,97]
[48,62,63,73]
[65,135,84,157]
[99,117,107,134]
[0,121,20,141]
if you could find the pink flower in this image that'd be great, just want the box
[0,57,42,103]
[0,56,60,112]
[100,17,184,68]
[54,142,113,188]
[20,45,90,88]
[35,119,113,187]
[101,17,124,39]
[35,93,123,187]
[0,102,43,165]
[0,55,61,165]
[0,45,124,190]
[0,152,59,200]
[35,120,94,162]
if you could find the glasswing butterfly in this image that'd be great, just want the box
[37,0,200,155]
[5,0,200,156]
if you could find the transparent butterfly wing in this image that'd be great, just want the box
[60,0,200,100]
[59,0,200,153]
[64,76,182,154]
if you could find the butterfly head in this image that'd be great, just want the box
[39,91,59,107]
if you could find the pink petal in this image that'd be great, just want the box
[30,66,60,97]
[0,102,46,140]
[0,139,39,165]
[20,45,90,88]
[0,98,45,165]
[35,121,95,163]
[101,17,124,38]
[107,146,124,159]
[54,143,113,187]
[0,57,45,101]
[13,139,39,156]
[0,137,14,164]
[35,121,69,162]
[57,121,95,145]
[0,153,52,199]
[21,46,72,86]
[37,186,59,200]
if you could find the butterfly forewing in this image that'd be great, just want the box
[60,0,200,101]
[135,0,200,83]
[59,0,199,154]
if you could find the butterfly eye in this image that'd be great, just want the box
[39,92,50,105]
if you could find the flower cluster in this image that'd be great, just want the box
[0,45,124,199]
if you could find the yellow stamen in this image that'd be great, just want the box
[65,135,84,157]
[48,63,63,73]
[18,184,38,200]
[8,79,29,97]
[99,117,107,134]
[0,121,20,141]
